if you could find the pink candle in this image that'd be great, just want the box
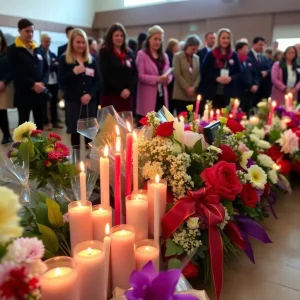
[232,99,240,118]
[288,92,293,111]
[110,225,135,290]
[104,224,111,300]
[79,162,86,202]
[135,239,160,271]
[68,201,93,253]
[92,205,112,242]
[195,94,201,118]
[100,145,110,208]
[209,110,214,123]
[132,132,139,192]
[268,101,277,125]
[125,121,133,197]
[114,137,121,226]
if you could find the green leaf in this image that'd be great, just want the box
[37,223,59,254]
[243,206,259,218]
[168,258,181,270]
[165,238,185,257]
[268,129,281,144]
[222,200,234,216]
[35,202,50,226]
[0,244,7,260]
[46,196,63,228]
[192,139,203,155]
[44,249,55,259]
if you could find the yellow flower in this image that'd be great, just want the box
[186,105,193,112]
[248,165,267,189]
[0,187,23,243]
[240,150,253,170]
[219,117,228,125]
[12,121,37,142]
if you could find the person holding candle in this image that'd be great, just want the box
[201,28,241,109]
[99,23,137,112]
[172,35,201,114]
[271,46,300,105]
[136,25,172,117]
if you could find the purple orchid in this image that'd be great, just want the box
[125,261,198,300]
[199,120,209,128]
[246,159,255,168]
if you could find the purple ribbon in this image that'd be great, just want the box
[267,190,278,219]
[235,216,273,263]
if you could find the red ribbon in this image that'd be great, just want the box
[161,186,225,300]
[225,220,246,250]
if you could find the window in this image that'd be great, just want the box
[276,38,300,51]
[124,0,172,7]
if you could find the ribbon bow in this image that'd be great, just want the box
[162,186,225,300]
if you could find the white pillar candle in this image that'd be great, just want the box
[100,145,110,208]
[203,104,209,122]
[132,131,139,192]
[126,194,148,242]
[73,241,105,300]
[68,201,93,253]
[92,204,112,242]
[41,257,79,300]
[147,175,167,242]
[135,239,160,271]
[110,225,135,290]
[104,224,111,300]
[249,116,259,126]
[79,161,86,202]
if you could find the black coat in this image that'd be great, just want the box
[57,44,67,59]
[99,47,137,96]
[0,54,12,84]
[7,43,49,108]
[197,47,209,65]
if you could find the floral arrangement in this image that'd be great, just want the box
[8,121,76,194]
[138,107,277,300]
[0,187,46,300]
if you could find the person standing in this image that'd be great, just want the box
[58,28,99,147]
[271,46,300,105]
[88,37,98,60]
[57,26,74,59]
[197,32,216,63]
[136,25,172,116]
[40,34,63,130]
[201,28,241,109]
[7,19,49,130]
[99,23,136,112]
[172,35,201,114]
[0,30,13,144]
[248,37,272,105]
[235,41,259,114]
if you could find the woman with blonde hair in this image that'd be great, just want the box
[58,28,99,146]
[136,25,172,116]
[201,28,241,109]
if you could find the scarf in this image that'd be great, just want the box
[239,54,248,64]
[114,48,126,64]
[146,48,165,74]
[15,36,38,49]
[212,47,233,69]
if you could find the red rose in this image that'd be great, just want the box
[182,261,199,279]
[262,182,270,197]
[292,161,300,173]
[139,116,150,126]
[240,183,259,208]
[277,159,292,175]
[264,145,282,161]
[154,121,174,137]
[219,144,238,163]
[201,161,243,201]
[287,120,297,129]
[226,119,245,133]
[236,112,246,122]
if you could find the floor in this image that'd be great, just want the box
[2,110,300,300]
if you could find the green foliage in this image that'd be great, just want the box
[268,129,281,144]
[192,139,203,155]
[37,223,59,254]
[222,200,234,216]
[165,238,185,257]
[46,196,64,228]
[168,258,182,269]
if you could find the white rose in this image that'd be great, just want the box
[183,131,208,150]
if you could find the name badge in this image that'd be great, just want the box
[220,69,229,77]
[85,67,95,77]
[125,60,131,68]
[37,54,43,61]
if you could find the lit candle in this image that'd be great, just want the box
[92,204,112,242]
[100,145,110,208]
[232,99,240,118]
[125,121,133,197]
[69,201,93,253]
[98,105,101,110]
[135,239,160,271]
[195,94,201,118]
[111,225,135,290]
[104,224,111,300]
[209,110,214,123]
[74,241,105,300]
[203,104,209,122]
[79,161,86,202]
[126,194,148,242]
[288,92,293,111]
[40,257,79,300]
[114,127,121,226]
[268,97,272,107]
[272,163,281,171]
[229,113,233,119]
[132,132,139,192]
[268,101,277,125]
[216,109,220,120]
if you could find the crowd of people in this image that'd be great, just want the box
[0,18,300,146]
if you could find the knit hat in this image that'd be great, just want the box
[184,35,202,49]
[18,19,34,30]
[148,25,164,38]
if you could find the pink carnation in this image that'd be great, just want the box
[48,132,62,141]
[48,142,70,160]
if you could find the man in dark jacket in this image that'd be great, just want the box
[40,33,63,130]
[57,26,74,59]
[7,19,49,129]
[196,32,216,64]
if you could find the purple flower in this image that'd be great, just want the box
[255,188,263,201]
[275,106,286,116]
[125,261,198,300]
[246,159,255,168]
[200,120,209,128]
[12,142,21,149]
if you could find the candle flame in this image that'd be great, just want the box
[205,104,208,110]
[229,113,233,118]
[146,246,149,251]
[133,131,137,141]
[80,161,85,173]
[78,201,82,208]
[115,125,120,136]
[268,97,272,102]
[116,139,121,153]
[98,105,101,110]
[104,145,109,158]
[179,116,184,122]
[272,101,277,108]
[121,230,125,235]
[99,207,103,212]
[55,268,61,277]
[288,92,293,98]
[197,94,201,102]
[155,174,160,184]
[87,247,92,255]
[273,163,281,170]
[126,121,132,133]
[216,109,220,114]
[105,223,110,235]
[210,110,214,116]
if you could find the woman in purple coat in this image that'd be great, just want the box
[136,25,172,117]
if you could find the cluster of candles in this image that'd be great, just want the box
[40,121,168,300]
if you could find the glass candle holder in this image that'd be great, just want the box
[41,256,79,300]
[126,194,148,242]
[135,239,160,271]
[92,204,112,242]
[74,241,105,300]
[110,224,135,290]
